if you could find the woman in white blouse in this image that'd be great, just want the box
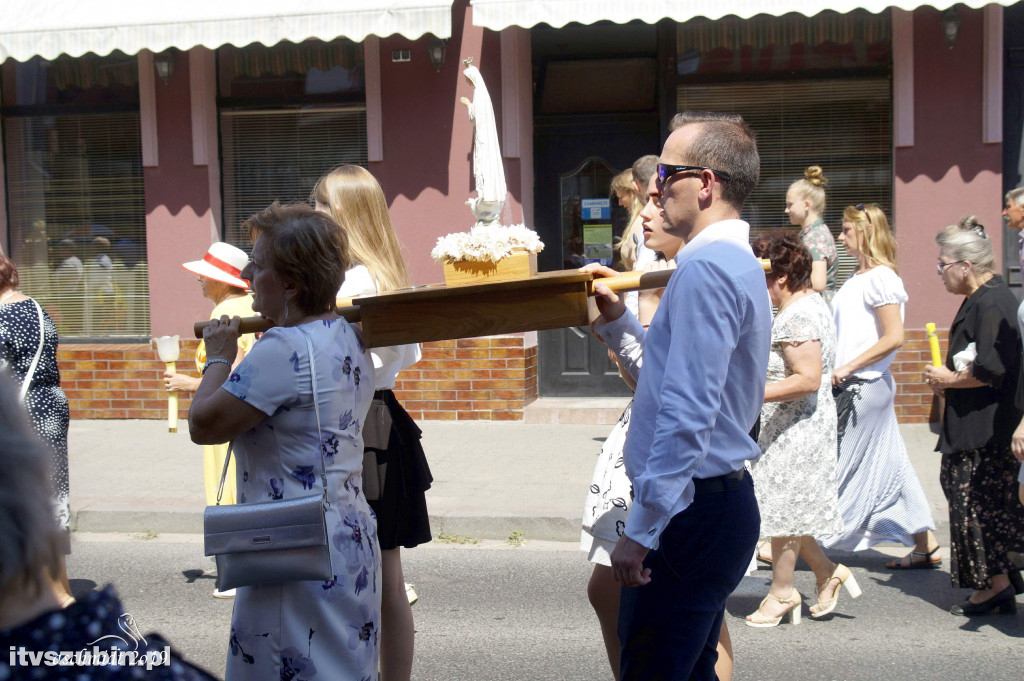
[313,165,430,681]
[819,203,941,569]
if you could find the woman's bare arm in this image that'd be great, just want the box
[764,339,822,402]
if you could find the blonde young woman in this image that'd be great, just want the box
[785,165,838,304]
[612,169,642,274]
[614,157,661,320]
[819,204,941,568]
[313,165,430,681]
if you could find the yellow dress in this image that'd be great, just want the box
[195,295,256,505]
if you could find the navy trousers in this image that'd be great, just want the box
[618,473,760,681]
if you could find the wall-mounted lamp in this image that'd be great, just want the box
[153,49,176,83]
[427,38,447,72]
[941,6,961,48]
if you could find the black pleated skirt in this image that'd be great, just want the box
[367,390,434,549]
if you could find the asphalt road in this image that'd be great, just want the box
[67,533,1024,681]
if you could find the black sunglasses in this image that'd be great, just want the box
[855,203,872,225]
[656,163,732,187]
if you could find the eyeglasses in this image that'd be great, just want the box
[656,163,731,188]
[936,260,966,275]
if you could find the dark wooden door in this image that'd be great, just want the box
[533,113,659,396]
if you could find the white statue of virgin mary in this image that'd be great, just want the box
[460,59,507,226]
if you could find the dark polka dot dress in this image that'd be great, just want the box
[0,584,220,680]
[0,297,71,548]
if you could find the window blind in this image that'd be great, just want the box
[676,78,893,287]
[4,112,148,338]
[220,107,368,247]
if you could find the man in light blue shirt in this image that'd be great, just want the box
[594,112,771,680]
[1005,187,1024,505]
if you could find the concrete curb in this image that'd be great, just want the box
[72,509,584,543]
[72,507,948,546]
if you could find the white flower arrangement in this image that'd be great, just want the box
[430,224,544,264]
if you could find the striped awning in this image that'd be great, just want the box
[679,12,891,52]
[0,0,453,62]
[471,0,1013,31]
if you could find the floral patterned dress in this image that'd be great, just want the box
[750,293,843,537]
[580,401,633,564]
[799,220,838,305]
[220,319,380,681]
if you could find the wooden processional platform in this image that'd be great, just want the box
[194,263,770,348]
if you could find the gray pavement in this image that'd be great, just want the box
[69,418,949,545]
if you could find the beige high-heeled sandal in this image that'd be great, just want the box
[745,590,802,627]
[810,564,862,618]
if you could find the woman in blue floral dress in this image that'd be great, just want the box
[189,203,380,681]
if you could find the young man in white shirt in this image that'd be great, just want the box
[594,111,771,680]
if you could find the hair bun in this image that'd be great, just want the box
[804,165,827,188]
[957,215,987,238]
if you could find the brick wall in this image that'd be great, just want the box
[58,341,200,420]
[393,337,539,421]
[60,331,931,423]
[891,327,947,424]
[58,336,540,421]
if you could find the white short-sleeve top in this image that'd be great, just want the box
[831,265,908,379]
[338,264,421,390]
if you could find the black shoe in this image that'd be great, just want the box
[950,586,1017,616]
[1009,570,1024,596]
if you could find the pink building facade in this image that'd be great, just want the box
[0,0,1017,422]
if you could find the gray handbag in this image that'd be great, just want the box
[203,329,333,591]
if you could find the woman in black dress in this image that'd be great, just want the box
[925,218,1024,615]
[0,252,72,606]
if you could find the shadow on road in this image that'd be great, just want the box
[70,578,97,598]
[182,569,216,585]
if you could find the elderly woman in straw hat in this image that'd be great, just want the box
[164,242,255,596]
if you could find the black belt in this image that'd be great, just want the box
[692,469,745,495]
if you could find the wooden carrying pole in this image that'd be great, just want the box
[194,262,770,348]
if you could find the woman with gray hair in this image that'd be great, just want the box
[925,217,1024,616]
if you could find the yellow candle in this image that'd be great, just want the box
[925,323,942,368]
[165,361,178,433]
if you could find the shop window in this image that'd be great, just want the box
[677,78,892,287]
[2,53,147,339]
[218,40,367,246]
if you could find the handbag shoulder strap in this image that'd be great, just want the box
[19,300,46,403]
[215,326,329,507]
[299,327,330,510]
